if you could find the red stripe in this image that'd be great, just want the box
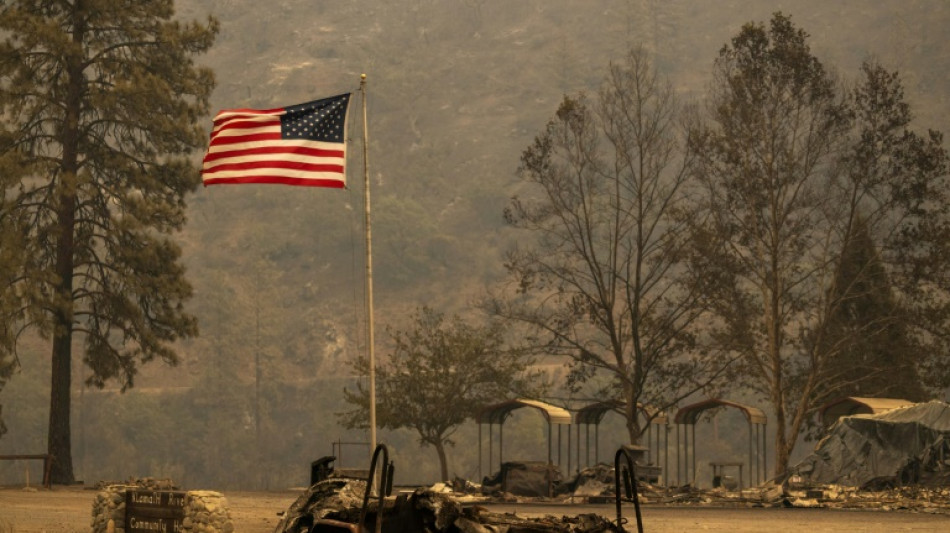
[208,132,282,146]
[210,126,280,143]
[202,145,345,164]
[202,160,344,174]
[212,108,285,126]
[211,118,281,137]
[203,176,346,188]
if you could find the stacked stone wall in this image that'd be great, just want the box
[91,484,233,533]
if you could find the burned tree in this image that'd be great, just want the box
[492,48,736,445]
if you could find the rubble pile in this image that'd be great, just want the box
[775,481,950,512]
[790,400,950,488]
[275,478,623,533]
[453,462,950,515]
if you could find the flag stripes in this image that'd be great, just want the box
[201,94,350,188]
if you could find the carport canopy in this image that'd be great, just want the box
[818,396,912,427]
[575,400,668,425]
[672,398,768,488]
[574,400,669,473]
[476,398,572,425]
[674,398,766,425]
[476,398,572,483]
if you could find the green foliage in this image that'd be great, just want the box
[0,0,217,482]
[691,13,950,474]
[691,12,855,474]
[340,306,539,481]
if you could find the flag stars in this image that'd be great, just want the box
[280,94,350,142]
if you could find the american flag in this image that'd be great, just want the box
[202,93,351,188]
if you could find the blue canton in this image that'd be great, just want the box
[280,93,350,143]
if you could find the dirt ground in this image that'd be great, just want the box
[2,485,949,533]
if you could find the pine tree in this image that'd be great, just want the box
[819,217,927,404]
[0,0,217,483]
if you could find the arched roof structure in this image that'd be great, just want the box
[575,400,668,425]
[818,397,912,427]
[574,400,669,476]
[476,398,572,488]
[476,398,572,426]
[672,398,768,488]
[674,398,766,425]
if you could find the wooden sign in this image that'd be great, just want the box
[125,490,186,533]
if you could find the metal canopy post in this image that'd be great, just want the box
[547,421,552,466]
[557,424,562,470]
[748,419,753,488]
[568,424,572,474]
[663,422,669,486]
[675,423,680,486]
[489,424,494,476]
[576,423,580,473]
[585,424,591,467]
[691,424,696,485]
[595,425,600,465]
[500,422,504,469]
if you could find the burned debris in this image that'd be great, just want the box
[275,479,623,533]
[789,401,950,489]
[278,400,950,532]
[277,445,634,533]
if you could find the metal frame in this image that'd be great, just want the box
[574,401,668,481]
[476,398,572,483]
[614,446,644,533]
[673,398,768,488]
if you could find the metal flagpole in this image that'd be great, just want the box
[360,74,377,454]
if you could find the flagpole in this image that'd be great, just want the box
[360,73,377,455]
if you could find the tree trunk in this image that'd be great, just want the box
[624,384,642,445]
[434,440,449,483]
[48,335,74,484]
[47,1,85,485]
[772,390,789,477]
[48,174,78,486]
[48,181,77,485]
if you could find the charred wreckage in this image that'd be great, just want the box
[276,401,950,532]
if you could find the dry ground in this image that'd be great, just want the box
[2,485,949,532]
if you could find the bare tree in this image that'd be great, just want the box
[491,47,735,445]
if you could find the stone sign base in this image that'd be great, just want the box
[92,484,233,533]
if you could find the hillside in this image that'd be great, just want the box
[177,0,950,385]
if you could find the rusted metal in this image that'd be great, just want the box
[357,443,393,533]
[614,447,644,533]
[310,518,362,533]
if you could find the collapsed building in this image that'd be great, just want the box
[790,400,950,489]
